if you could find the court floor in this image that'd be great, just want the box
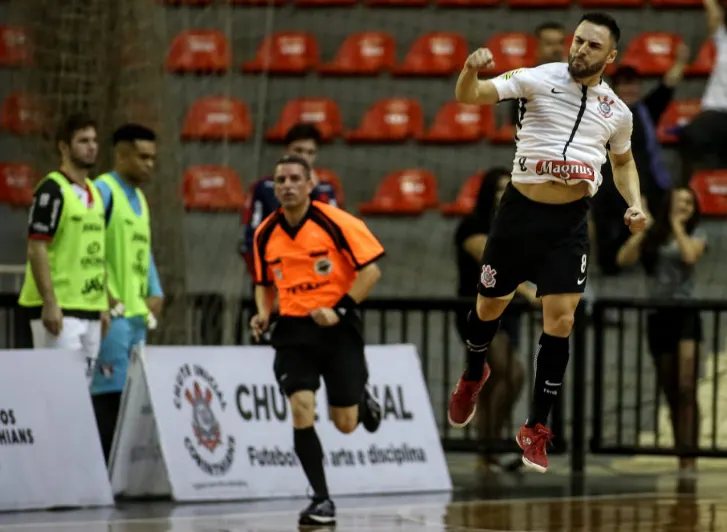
[1,466,725,532]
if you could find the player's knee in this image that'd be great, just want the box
[543,312,575,337]
[289,391,316,428]
[475,294,511,321]
[330,407,358,434]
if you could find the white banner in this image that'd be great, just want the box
[0,349,114,511]
[111,344,452,501]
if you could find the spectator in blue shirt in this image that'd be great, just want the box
[239,123,338,277]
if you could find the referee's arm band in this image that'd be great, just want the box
[334,294,357,318]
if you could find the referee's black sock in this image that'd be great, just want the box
[464,309,501,382]
[527,332,570,428]
[294,426,329,499]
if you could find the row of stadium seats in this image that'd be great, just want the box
[164,31,714,77]
[161,0,707,7]
[0,27,715,77]
[0,92,702,144]
[3,162,727,217]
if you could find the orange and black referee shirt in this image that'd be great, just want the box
[253,201,385,317]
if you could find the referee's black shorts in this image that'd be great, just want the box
[270,315,368,408]
[478,182,590,299]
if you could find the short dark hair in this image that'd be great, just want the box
[283,123,322,146]
[535,22,565,38]
[611,65,639,86]
[112,123,157,145]
[275,154,311,179]
[579,12,621,45]
[56,112,96,146]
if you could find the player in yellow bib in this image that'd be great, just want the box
[90,124,164,462]
[19,113,109,383]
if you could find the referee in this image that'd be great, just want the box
[250,155,384,527]
[18,112,109,384]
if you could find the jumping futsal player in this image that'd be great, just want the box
[448,13,648,473]
[250,154,384,526]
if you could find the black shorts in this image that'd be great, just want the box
[271,316,368,408]
[647,308,702,356]
[478,183,590,298]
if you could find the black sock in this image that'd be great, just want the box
[357,394,369,425]
[527,332,570,428]
[464,310,501,381]
[294,427,329,499]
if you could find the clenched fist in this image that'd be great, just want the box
[465,48,495,71]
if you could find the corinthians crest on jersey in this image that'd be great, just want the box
[173,363,236,476]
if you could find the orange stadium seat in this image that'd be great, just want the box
[181,97,252,141]
[507,0,570,7]
[166,30,230,73]
[480,33,537,76]
[182,166,246,211]
[435,0,499,7]
[266,98,343,142]
[691,170,727,216]
[686,40,715,76]
[345,98,424,143]
[419,101,489,143]
[440,172,484,216]
[393,33,468,77]
[359,169,439,215]
[578,0,642,6]
[620,33,683,76]
[656,99,701,144]
[242,32,318,74]
[0,163,35,207]
[0,92,45,135]
[0,26,31,67]
[315,168,345,207]
[318,32,395,76]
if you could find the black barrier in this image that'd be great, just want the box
[591,298,727,459]
[234,296,571,459]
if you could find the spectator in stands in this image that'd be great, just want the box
[454,167,535,473]
[679,0,727,181]
[592,45,689,275]
[616,187,707,473]
[239,123,339,278]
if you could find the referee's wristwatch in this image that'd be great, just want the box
[333,294,357,319]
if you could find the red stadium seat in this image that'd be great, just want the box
[315,168,345,207]
[507,0,569,7]
[359,169,439,216]
[226,0,287,4]
[480,33,537,76]
[296,0,355,6]
[0,92,45,135]
[0,162,35,207]
[182,166,246,211]
[0,26,31,67]
[366,0,427,7]
[691,170,727,216]
[656,100,701,144]
[650,0,701,6]
[161,0,213,4]
[420,101,489,143]
[345,98,424,143]
[393,33,468,77]
[440,172,484,216]
[318,32,395,76]
[266,98,343,142]
[242,32,318,74]
[435,0,499,6]
[620,33,683,75]
[578,0,642,6]
[685,40,716,76]
[181,97,252,141]
[166,30,230,73]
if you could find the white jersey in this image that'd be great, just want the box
[701,25,727,112]
[490,62,633,197]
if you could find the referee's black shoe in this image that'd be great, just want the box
[361,384,382,433]
[299,496,336,527]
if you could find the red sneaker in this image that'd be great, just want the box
[447,363,491,427]
[516,423,554,473]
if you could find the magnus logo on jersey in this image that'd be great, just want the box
[597,96,614,119]
[535,160,595,182]
[173,364,236,476]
